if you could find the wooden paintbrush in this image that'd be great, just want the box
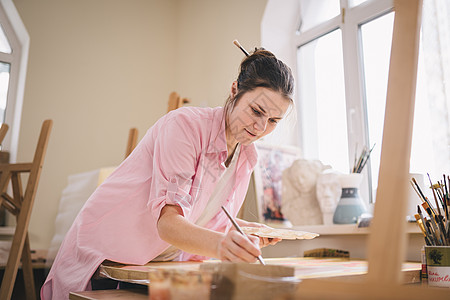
[411,177,436,216]
[421,202,442,243]
[428,173,442,216]
[413,173,450,245]
[414,213,431,245]
[351,144,375,173]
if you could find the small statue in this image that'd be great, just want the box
[281,159,329,225]
[316,171,341,225]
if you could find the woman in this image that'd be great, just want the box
[41,47,294,299]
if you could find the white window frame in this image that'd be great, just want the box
[263,0,394,204]
[0,0,29,163]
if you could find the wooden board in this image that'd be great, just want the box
[99,258,421,286]
[69,289,148,300]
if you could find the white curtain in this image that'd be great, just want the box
[411,0,450,179]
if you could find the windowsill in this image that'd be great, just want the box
[289,222,421,236]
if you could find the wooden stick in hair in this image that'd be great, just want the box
[233,40,249,57]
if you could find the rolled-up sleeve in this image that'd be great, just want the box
[147,113,201,221]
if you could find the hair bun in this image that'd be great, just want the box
[251,47,276,58]
[240,47,276,70]
[229,46,294,107]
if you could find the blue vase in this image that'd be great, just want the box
[333,173,367,224]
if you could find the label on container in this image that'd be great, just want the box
[427,267,450,287]
[425,246,450,288]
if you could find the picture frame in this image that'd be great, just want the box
[252,142,301,224]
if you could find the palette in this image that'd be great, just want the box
[241,227,319,240]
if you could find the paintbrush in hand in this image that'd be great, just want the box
[221,206,265,265]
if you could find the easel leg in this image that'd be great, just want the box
[22,233,37,300]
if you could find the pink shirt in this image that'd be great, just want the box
[41,106,258,300]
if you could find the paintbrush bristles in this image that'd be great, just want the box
[414,214,427,236]
[428,173,442,216]
[233,39,250,57]
[412,173,450,246]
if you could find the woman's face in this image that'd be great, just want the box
[227,86,290,146]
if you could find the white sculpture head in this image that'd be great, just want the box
[316,170,341,214]
[287,159,329,193]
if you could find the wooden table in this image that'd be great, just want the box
[97,257,422,285]
[69,258,422,299]
[69,289,148,300]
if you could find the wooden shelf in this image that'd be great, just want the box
[290,222,421,236]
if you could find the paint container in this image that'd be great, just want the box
[421,246,427,281]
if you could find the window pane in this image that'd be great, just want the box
[299,0,340,32]
[360,12,394,199]
[411,0,450,181]
[0,62,10,124]
[297,29,349,172]
[0,24,11,54]
[349,0,370,8]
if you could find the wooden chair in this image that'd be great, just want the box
[0,124,9,146]
[0,124,10,226]
[0,120,53,300]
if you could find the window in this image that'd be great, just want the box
[295,0,394,203]
[410,0,450,186]
[0,24,12,124]
[359,12,394,201]
[295,0,450,204]
[0,0,29,161]
[297,29,349,172]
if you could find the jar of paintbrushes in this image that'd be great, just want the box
[411,173,450,287]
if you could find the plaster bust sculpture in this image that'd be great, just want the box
[316,170,341,225]
[281,159,330,225]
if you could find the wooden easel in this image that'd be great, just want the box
[0,120,52,300]
[167,91,190,113]
[124,92,191,159]
[124,128,138,159]
[291,1,448,299]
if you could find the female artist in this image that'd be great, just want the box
[41,46,295,299]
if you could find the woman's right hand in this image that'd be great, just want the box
[217,229,261,263]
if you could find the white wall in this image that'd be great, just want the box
[175,0,267,108]
[11,0,267,249]
[261,0,300,147]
